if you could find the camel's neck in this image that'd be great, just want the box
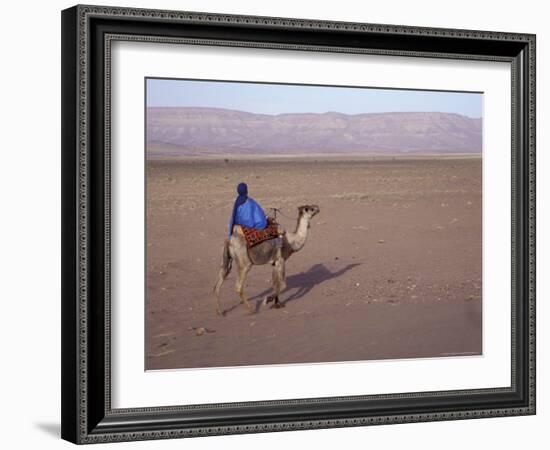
[285,213,310,253]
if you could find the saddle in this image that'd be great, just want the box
[240,217,280,249]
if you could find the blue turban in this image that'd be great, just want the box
[229,183,248,236]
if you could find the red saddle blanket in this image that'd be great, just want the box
[240,218,280,248]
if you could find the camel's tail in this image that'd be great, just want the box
[213,240,232,296]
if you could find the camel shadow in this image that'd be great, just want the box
[251,262,361,307]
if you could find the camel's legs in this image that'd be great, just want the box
[270,254,286,308]
[213,267,229,315]
[213,241,232,315]
[235,262,253,312]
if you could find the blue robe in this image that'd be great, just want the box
[229,198,267,236]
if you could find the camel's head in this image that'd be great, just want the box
[298,204,320,221]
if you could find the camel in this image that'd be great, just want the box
[213,204,320,315]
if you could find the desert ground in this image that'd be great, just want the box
[145,155,482,370]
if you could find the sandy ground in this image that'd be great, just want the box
[145,156,482,370]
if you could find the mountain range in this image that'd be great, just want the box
[146,107,482,156]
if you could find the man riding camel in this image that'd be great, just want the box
[215,181,320,314]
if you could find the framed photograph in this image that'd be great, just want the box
[61,4,536,444]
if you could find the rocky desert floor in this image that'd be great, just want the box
[145,156,482,370]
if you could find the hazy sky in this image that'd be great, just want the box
[146,78,482,118]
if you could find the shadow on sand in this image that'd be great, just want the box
[252,262,361,307]
[220,262,360,315]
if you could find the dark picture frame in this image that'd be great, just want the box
[61,4,536,444]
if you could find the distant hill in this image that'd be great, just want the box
[146,107,482,156]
